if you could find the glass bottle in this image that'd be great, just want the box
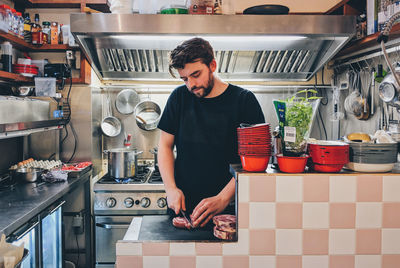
[31,14,41,33]
[23,13,31,43]
[16,12,23,38]
[11,9,18,36]
[42,21,50,44]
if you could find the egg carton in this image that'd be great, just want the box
[10,160,63,171]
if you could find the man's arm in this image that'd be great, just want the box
[191,177,236,227]
[158,130,186,215]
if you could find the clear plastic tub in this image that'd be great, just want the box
[34,77,56,97]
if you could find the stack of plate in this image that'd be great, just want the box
[237,123,271,171]
[12,64,38,77]
[345,142,398,172]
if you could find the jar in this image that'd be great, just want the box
[16,12,23,38]
[187,0,214,14]
[42,21,50,44]
[0,5,9,32]
[11,8,18,36]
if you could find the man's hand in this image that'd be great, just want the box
[166,187,186,215]
[191,194,230,228]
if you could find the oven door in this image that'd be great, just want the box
[95,215,136,267]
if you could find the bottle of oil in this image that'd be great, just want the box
[23,13,31,43]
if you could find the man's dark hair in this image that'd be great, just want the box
[169,37,214,78]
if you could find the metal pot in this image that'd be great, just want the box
[11,86,34,96]
[134,100,161,131]
[104,148,143,178]
[14,167,43,183]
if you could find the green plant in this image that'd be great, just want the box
[283,89,320,156]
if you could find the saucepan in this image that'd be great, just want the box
[13,167,44,183]
[101,92,122,137]
[134,100,161,131]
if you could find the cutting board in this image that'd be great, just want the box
[138,215,220,241]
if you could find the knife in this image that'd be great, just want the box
[181,210,194,228]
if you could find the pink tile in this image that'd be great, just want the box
[238,202,249,228]
[330,203,355,228]
[116,256,143,268]
[356,229,381,254]
[329,255,354,268]
[249,229,275,255]
[249,176,276,202]
[142,243,169,256]
[195,242,222,255]
[170,256,196,268]
[303,175,329,202]
[382,255,400,268]
[383,203,400,228]
[303,230,328,255]
[223,256,249,268]
[276,203,302,228]
[276,256,302,268]
[357,175,383,202]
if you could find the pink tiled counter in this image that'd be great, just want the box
[116,173,400,268]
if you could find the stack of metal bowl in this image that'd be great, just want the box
[345,142,398,172]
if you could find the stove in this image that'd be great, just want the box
[94,161,167,215]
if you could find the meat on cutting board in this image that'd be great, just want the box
[172,217,190,229]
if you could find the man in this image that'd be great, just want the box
[157,37,265,228]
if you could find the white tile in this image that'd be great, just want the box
[143,256,169,268]
[238,175,250,202]
[355,255,381,268]
[276,176,302,202]
[329,229,355,254]
[222,229,249,255]
[196,256,223,268]
[116,241,142,256]
[383,176,400,201]
[276,229,302,255]
[356,203,382,228]
[303,203,329,228]
[249,256,275,268]
[382,229,400,254]
[170,242,195,256]
[330,176,356,202]
[302,256,329,268]
[249,202,275,229]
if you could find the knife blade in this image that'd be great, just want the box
[181,210,194,228]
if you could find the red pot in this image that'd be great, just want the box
[308,141,349,165]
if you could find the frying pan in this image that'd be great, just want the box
[101,92,122,137]
[115,89,139,115]
[243,5,289,15]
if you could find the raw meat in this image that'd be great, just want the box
[213,214,236,228]
[172,217,189,229]
[213,226,236,240]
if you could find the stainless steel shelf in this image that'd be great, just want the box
[0,120,66,139]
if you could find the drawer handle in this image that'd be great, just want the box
[96,223,129,229]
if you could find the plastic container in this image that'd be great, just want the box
[160,5,188,14]
[240,155,269,172]
[277,154,309,173]
[187,0,214,14]
[0,5,9,32]
[11,9,18,36]
[34,77,56,97]
[61,24,70,45]
[17,12,23,38]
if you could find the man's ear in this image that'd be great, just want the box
[209,59,217,73]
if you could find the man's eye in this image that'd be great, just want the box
[182,78,188,82]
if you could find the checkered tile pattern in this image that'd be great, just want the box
[116,174,400,268]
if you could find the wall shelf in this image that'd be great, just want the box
[13,0,110,12]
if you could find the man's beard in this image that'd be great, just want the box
[190,71,214,98]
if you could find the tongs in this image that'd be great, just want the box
[181,210,194,228]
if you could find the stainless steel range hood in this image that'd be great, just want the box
[70,14,355,81]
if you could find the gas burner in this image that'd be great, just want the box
[98,165,151,184]
[148,166,162,184]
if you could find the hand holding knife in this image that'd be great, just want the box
[180,210,194,228]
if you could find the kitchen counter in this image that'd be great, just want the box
[136,215,225,242]
[0,170,91,237]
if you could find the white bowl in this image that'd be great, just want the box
[345,162,395,173]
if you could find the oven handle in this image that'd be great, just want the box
[96,223,130,229]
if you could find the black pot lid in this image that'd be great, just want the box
[243,5,290,15]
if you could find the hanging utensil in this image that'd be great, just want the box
[134,100,161,131]
[371,67,375,115]
[115,89,139,115]
[101,91,122,137]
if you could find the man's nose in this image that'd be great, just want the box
[187,77,198,90]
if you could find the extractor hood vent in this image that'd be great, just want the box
[71,14,355,81]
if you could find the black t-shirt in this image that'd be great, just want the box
[158,84,265,212]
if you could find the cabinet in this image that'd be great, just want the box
[325,0,365,15]
[8,200,65,268]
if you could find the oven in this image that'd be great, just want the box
[93,161,167,268]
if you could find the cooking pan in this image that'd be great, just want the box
[134,100,161,131]
[115,89,139,115]
[101,92,122,137]
[243,5,289,15]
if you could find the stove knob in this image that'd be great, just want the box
[124,198,134,208]
[140,197,151,208]
[106,197,116,208]
[157,197,167,208]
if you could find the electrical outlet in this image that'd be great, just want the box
[72,215,84,235]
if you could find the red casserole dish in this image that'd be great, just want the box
[308,141,349,165]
